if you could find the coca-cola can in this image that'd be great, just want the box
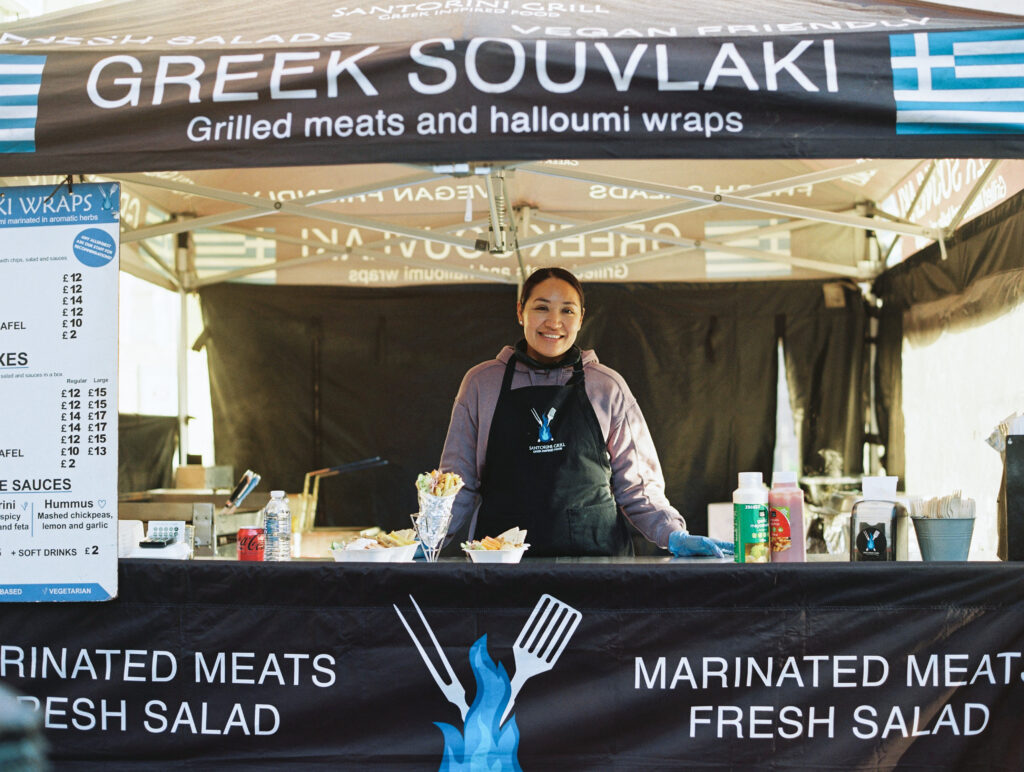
[238,527,265,561]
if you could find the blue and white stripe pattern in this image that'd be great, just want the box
[704,220,791,279]
[890,28,1024,135]
[194,230,277,284]
[0,54,46,153]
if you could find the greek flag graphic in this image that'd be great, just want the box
[890,28,1024,134]
[0,54,45,153]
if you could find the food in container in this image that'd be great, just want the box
[375,529,418,548]
[463,548,527,563]
[342,537,387,551]
[330,543,418,562]
[462,527,529,563]
[329,528,418,562]
[414,470,463,562]
[415,470,463,498]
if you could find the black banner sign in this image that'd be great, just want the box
[1,559,1023,770]
[3,20,1024,173]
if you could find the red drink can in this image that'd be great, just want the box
[238,527,265,561]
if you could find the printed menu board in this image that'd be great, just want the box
[0,182,119,602]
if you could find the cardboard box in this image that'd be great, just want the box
[174,465,207,489]
[174,465,234,490]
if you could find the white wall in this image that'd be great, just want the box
[118,273,215,467]
[902,303,1024,559]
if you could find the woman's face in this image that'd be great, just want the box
[517,277,584,364]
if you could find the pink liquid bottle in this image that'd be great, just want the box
[768,470,806,562]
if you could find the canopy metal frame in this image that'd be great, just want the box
[104,157,955,293]
[21,156,963,468]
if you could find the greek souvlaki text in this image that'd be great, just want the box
[84,36,839,109]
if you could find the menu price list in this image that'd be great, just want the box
[61,271,86,341]
[0,182,120,602]
[59,383,112,470]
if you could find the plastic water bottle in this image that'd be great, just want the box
[262,490,292,561]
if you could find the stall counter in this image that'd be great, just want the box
[1,558,1021,770]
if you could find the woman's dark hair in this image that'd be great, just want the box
[519,267,585,309]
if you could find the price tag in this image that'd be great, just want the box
[0,182,120,602]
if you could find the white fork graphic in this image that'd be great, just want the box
[394,595,470,720]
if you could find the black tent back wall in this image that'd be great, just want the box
[200,283,516,532]
[782,282,867,478]
[117,413,179,493]
[875,304,906,484]
[199,280,865,537]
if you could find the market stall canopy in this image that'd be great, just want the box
[2,0,1024,288]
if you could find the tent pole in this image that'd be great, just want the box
[175,231,192,466]
[178,287,189,466]
[865,302,882,476]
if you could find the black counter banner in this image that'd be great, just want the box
[1,560,1023,770]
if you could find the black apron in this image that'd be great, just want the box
[476,348,633,557]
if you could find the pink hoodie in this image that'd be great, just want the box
[440,345,686,549]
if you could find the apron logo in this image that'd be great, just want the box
[531,407,556,442]
[395,593,582,770]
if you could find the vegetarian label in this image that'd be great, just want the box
[0,183,119,602]
[734,503,769,563]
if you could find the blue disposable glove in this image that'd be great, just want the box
[668,531,735,558]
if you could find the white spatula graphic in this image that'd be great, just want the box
[500,594,582,726]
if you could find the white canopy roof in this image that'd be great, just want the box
[2,0,1023,287]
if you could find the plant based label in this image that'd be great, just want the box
[734,503,769,563]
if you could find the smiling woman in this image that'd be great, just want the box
[516,267,584,364]
[438,266,731,558]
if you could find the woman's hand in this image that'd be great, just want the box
[668,531,735,558]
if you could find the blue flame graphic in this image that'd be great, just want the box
[435,635,522,771]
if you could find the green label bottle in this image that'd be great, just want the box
[733,472,770,563]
